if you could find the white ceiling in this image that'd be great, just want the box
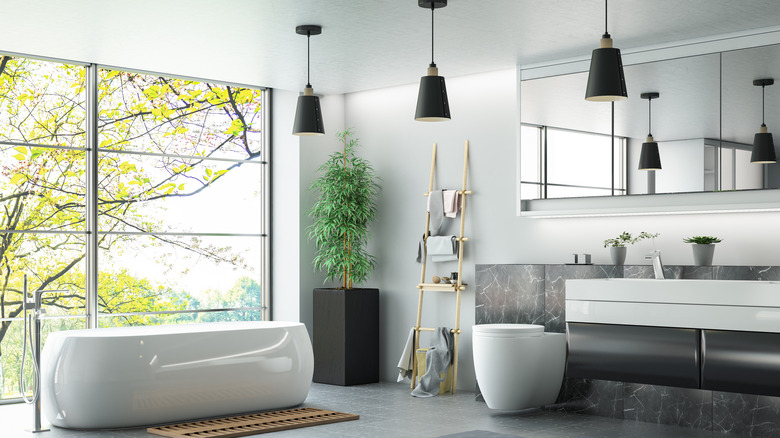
[2,0,780,94]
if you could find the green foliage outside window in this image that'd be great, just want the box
[0,55,265,399]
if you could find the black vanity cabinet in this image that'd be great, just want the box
[701,329,780,396]
[566,322,701,388]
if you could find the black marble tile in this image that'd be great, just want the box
[624,265,686,279]
[624,383,712,430]
[712,392,780,437]
[554,377,624,419]
[713,266,780,281]
[544,264,621,333]
[682,266,715,279]
[475,264,545,325]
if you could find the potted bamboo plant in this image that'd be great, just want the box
[683,235,722,266]
[307,128,381,385]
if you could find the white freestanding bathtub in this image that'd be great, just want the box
[40,321,313,429]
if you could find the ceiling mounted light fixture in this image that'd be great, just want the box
[415,0,451,121]
[638,92,661,171]
[751,78,776,164]
[292,25,324,136]
[585,0,628,102]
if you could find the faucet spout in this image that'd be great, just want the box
[645,250,665,279]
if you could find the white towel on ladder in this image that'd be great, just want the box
[427,235,458,262]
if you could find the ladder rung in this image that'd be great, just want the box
[415,327,462,334]
[423,190,472,196]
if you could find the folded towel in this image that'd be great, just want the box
[427,190,444,236]
[412,327,454,397]
[442,190,461,218]
[428,235,458,262]
[397,328,416,382]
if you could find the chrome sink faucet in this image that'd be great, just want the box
[645,250,665,279]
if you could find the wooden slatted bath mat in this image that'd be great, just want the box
[147,407,359,437]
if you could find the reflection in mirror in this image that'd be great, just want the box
[520,125,625,199]
[521,53,728,200]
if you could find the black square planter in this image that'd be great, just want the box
[313,288,379,385]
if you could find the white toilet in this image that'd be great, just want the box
[472,324,566,410]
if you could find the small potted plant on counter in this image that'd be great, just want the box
[603,231,659,265]
[683,235,722,266]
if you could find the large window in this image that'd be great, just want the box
[0,56,269,400]
[520,124,626,199]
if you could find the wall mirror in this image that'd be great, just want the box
[519,41,780,216]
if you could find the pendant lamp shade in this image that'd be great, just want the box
[416,66,450,121]
[751,79,776,163]
[415,0,451,121]
[751,127,776,163]
[293,87,324,136]
[639,137,662,170]
[638,92,661,170]
[293,25,325,136]
[585,1,627,101]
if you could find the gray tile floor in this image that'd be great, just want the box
[1,382,725,438]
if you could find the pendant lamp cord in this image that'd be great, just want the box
[430,4,436,67]
[603,0,610,38]
[762,85,766,126]
[306,31,311,88]
[648,97,653,137]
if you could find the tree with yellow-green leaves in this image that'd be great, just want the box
[0,55,264,398]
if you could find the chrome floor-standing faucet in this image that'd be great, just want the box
[20,275,68,434]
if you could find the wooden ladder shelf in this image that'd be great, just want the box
[411,140,471,394]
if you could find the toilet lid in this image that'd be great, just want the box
[472,324,544,336]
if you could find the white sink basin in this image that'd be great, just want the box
[566,278,780,333]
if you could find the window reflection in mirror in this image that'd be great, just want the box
[520,124,625,200]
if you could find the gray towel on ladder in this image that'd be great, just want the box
[411,327,453,397]
[427,189,444,236]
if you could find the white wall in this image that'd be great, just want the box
[271,89,301,323]
[343,69,519,388]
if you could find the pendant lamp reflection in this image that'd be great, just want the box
[751,78,776,163]
[293,25,325,136]
[638,92,661,170]
[585,0,627,101]
[415,0,450,121]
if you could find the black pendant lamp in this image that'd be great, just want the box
[415,0,451,121]
[585,0,628,102]
[292,25,324,136]
[751,78,776,163]
[638,92,662,170]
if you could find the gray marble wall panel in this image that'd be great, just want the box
[544,264,622,333]
[682,266,715,279]
[555,378,624,418]
[714,266,780,281]
[475,264,544,325]
[623,264,687,279]
[712,392,780,438]
[624,383,712,430]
